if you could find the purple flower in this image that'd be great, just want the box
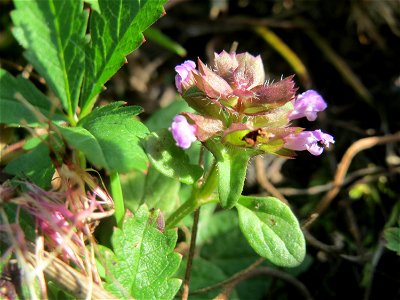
[175,60,196,93]
[288,90,327,121]
[170,115,197,149]
[284,129,334,156]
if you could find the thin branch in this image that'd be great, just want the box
[214,266,313,300]
[181,207,201,300]
[278,165,388,196]
[255,156,288,204]
[191,258,265,295]
[304,132,400,228]
[363,240,386,300]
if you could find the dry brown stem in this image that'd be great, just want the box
[304,132,400,228]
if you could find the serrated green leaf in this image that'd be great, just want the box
[236,196,306,267]
[58,102,149,172]
[56,125,108,167]
[0,69,66,126]
[144,129,203,184]
[104,205,182,299]
[11,0,87,115]
[4,141,54,188]
[80,0,166,115]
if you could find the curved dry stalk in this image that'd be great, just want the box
[278,165,388,196]
[304,132,400,229]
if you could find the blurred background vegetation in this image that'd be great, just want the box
[1,0,399,299]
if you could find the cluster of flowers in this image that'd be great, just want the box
[171,51,334,156]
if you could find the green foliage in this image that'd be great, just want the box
[236,196,306,267]
[102,205,182,299]
[58,102,149,172]
[80,0,167,115]
[194,209,269,299]
[11,0,87,116]
[384,227,400,254]
[4,140,54,188]
[0,69,66,126]
[144,129,203,184]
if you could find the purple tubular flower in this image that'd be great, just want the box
[170,115,197,149]
[288,90,327,121]
[284,129,335,156]
[175,60,196,93]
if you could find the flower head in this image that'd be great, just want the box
[289,90,327,121]
[175,60,196,93]
[170,115,197,149]
[173,51,334,157]
[284,129,335,156]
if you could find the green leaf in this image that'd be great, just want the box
[58,102,149,172]
[56,125,108,167]
[0,69,66,126]
[104,205,182,299]
[80,0,166,115]
[142,166,181,216]
[177,257,231,300]
[11,0,87,116]
[205,139,251,209]
[384,227,400,254]
[236,196,306,267]
[144,129,203,184]
[4,140,54,188]
[145,99,192,132]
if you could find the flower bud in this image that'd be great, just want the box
[170,115,197,149]
[175,60,196,93]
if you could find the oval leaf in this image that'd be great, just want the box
[236,196,305,267]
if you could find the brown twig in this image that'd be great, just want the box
[278,165,388,196]
[304,132,400,228]
[255,156,288,204]
[181,207,201,300]
[214,266,313,300]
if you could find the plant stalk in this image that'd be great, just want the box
[110,171,124,227]
[165,160,219,229]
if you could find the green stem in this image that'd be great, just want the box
[110,171,124,227]
[165,161,219,229]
